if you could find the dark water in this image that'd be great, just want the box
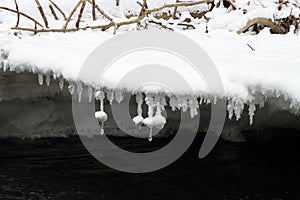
[1,134,300,200]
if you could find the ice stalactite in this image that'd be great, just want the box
[143,94,154,141]
[188,96,199,119]
[233,98,244,121]
[45,74,51,86]
[143,94,166,142]
[37,73,43,85]
[95,90,108,135]
[132,93,144,129]
[115,89,124,103]
[58,77,64,90]
[248,103,256,125]
[87,86,93,103]
[68,82,75,95]
[106,90,114,105]
[179,96,188,112]
[169,95,179,111]
[77,82,83,103]
[2,60,8,72]
[227,98,234,120]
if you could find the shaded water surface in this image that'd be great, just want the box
[1,134,300,200]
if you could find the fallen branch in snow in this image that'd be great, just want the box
[49,0,67,20]
[11,0,212,33]
[0,6,43,27]
[237,18,285,34]
[177,22,195,30]
[247,43,255,51]
[148,20,174,31]
[34,0,49,28]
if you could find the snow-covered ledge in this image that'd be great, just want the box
[1,29,300,141]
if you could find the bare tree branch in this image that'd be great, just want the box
[76,0,87,28]
[237,17,285,34]
[13,0,20,27]
[34,0,49,28]
[49,0,67,20]
[63,0,82,29]
[0,6,43,27]
[49,2,59,20]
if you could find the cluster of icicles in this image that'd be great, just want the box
[34,73,262,141]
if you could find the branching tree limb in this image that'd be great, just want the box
[0,6,43,27]
[49,0,67,20]
[12,0,213,33]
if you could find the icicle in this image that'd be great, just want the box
[115,89,124,103]
[132,93,144,129]
[53,73,57,80]
[233,99,244,121]
[248,103,256,125]
[259,100,265,108]
[213,96,217,104]
[68,82,75,95]
[284,94,289,101]
[206,97,211,104]
[169,95,178,111]
[199,96,203,105]
[188,97,199,118]
[45,74,51,86]
[2,60,8,72]
[159,95,167,111]
[144,94,155,141]
[95,90,107,135]
[77,82,83,103]
[37,73,43,85]
[227,98,234,120]
[87,86,93,103]
[179,97,188,112]
[275,89,281,98]
[106,90,114,105]
[59,77,64,90]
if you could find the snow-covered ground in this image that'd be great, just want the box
[1,0,300,120]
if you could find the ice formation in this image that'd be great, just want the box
[95,90,108,135]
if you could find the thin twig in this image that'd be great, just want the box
[86,0,114,22]
[0,6,43,27]
[63,0,82,29]
[34,0,49,28]
[49,0,67,20]
[13,0,20,27]
[76,0,87,28]
[148,20,174,31]
[247,43,255,51]
[92,0,96,20]
[49,3,59,20]
[173,0,179,19]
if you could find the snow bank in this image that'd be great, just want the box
[0,0,300,117]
